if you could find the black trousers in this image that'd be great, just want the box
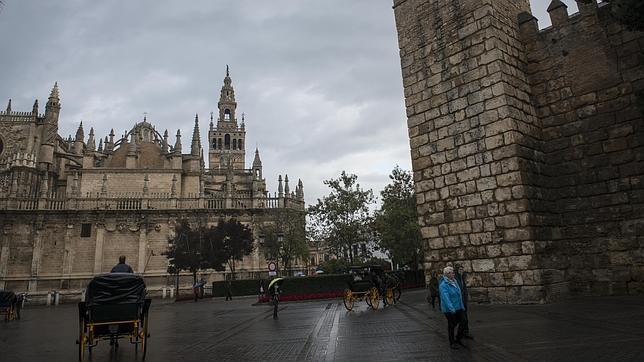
[430,296,440,309]
[272,296,279,319]
[461,305,469,334]
[444,309,466,345]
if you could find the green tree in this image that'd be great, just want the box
[217,218,254,280]
[373,166,422,270]
[308,171,374,263]
[318,258,350,274]
[260,210,309,275]
[164,219,209,287]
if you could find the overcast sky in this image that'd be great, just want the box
[0,0,581,206]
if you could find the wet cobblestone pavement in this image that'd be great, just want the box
[1,289,643,361]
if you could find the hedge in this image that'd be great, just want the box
[210,270,425,302]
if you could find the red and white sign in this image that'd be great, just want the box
[268,262,277,276]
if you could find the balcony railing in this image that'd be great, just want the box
[0,194,305,211]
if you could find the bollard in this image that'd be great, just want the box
[169,287,175,298]
[46,291,52,306]
[54,291,60,305]
[162,287,167,299]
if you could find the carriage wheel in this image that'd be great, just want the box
[369,287,380,310]
[365,291,372,307]
[393,286,402,303]
[385,288,395,306]
[77,319,86,362]
[343,289,354,311]
[8,306,14,321]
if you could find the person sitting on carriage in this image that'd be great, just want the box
[111,255,133,273]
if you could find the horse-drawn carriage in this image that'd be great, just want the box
[343,265,400,311]
[77,273,151,361]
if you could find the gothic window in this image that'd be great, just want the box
[224,109,231,120]
[238,139,243,150]
[0,136,4,156]
[224,134,230,149]
[218,138,222,149]
[233,139,237,150]
[212,139,217,148]
[81,223,92,238]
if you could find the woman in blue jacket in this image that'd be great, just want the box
[439,266,466,349]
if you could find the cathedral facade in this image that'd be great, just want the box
[0,70,305,299]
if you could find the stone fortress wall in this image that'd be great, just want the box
[393,0,643,303]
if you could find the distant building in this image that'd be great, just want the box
[0,69,305,298]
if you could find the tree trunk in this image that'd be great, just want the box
[175,272,180,297]
[229,259,236,280]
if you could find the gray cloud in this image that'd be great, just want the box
[0,0,585,205]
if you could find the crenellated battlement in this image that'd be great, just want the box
[519,1,615,40]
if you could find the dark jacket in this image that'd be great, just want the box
[111,263,134,273]
[429,276,439,296]
[455,271,468,306]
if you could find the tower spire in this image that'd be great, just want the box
[87,127,96,151]
[297,179,304,199]
[162,129,169,153]
[5,99,11,113]
[252,148,262,167]
[252,148,262,180]
[49,82,60,100]
[44,82,61,146]
[191,113,201,156]
[174,129,182,153]
[218,65,237,122]
[75,121,84,141]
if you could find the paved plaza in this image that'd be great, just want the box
[1,289,643,361]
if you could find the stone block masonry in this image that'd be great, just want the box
[394,0,644,303]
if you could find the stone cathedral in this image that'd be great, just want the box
[394,0,643,303]
[0,69,305,299]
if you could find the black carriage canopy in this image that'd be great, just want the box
[0,290,16,306]
[85,273,146,305]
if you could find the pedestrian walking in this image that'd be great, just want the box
[271,283,280,320]
[259,281,265,301]
[455,264,473,339]
[439,266,466,350]
[428,270,440,310]
[193,277,205,302]
[225,280,233,301]
[110,255,133,273]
